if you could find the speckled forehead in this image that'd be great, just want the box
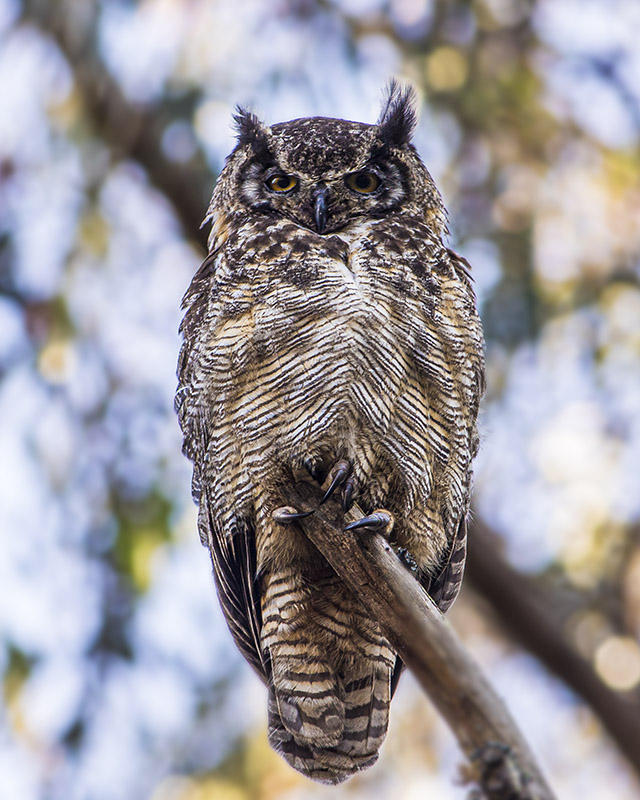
[269,117,376,179]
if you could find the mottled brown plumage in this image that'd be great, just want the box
[176,82,485,783]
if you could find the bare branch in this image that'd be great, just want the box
[291,481,556,800]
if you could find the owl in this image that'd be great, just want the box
[176,82,485,783]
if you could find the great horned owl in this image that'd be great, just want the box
[176,83,485,783]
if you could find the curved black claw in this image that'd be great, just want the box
[272,506,314,525]
[342,476,356,512]
[344,510,394,539]
[320,460,351,505]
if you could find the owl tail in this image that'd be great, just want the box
[267,657,392,784]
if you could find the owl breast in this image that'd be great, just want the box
[209,218,428,515]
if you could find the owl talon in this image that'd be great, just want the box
[344,509,394,539]
[320,460,351,505]
[342,476,356,511]
[273,506,314,524]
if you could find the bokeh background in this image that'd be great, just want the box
[1,0,640,798]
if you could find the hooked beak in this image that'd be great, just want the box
[313,185,328,234]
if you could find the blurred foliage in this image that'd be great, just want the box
[1,0,640,798]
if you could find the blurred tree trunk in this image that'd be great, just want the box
[467,518,640,773]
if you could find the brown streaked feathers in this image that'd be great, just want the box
[176,83,485,783]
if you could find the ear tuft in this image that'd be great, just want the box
[232,106,271,157]
[376,80,418,146]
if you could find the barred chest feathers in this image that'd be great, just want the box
[208,214,442,482]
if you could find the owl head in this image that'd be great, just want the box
[211,82,445,237]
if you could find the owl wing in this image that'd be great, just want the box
[392,245,483,695]
[175,248,219,505]
[176,248,270,684]
[200,491,269,683]
[427,515,468,613]
[389,516,467,696]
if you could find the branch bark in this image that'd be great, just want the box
[291,481,556,800]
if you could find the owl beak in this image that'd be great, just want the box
[313,185,328,234]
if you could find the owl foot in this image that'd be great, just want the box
[320,460,350,505]
[344,509,394,539]
[318,460,358,511]
[273,506,314,524]
[341,475,357,511]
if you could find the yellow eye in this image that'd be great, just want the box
[266,174,298,193]
[345,171,380,194]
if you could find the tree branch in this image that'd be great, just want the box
[291,481,556,800]
[466,518,640,775]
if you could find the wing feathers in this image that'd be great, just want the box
[200,491,268,681]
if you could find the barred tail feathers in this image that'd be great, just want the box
[266,649,393,783]
[260,563,395,783]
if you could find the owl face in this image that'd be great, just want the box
[218,83,444,237]
[237,117,409,235]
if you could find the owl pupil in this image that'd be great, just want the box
[356,174,369,189]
